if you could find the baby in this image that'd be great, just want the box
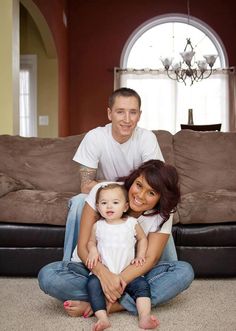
[86,183,159,331]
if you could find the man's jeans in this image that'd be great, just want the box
[87,274,150,313]
[38,194,194,315]
[63,193,87,261]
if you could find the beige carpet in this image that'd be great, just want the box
[0,277,236,331]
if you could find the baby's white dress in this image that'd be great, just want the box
[96,217,138,274]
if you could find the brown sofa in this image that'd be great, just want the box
[0,130,236,277]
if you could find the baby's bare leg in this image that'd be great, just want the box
[136,297,159,329]
[92,310,111,331]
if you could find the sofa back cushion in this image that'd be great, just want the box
[173,130,236,195]
[154,130,174,165]
[0,134,85,193]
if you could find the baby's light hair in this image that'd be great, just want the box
[95,183,128,204]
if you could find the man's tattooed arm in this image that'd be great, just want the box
[79,164,98,194]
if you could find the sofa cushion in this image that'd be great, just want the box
[176,189,236,224]
[0,134,85,193]
[0,189,73,226]
[154,130,174,165]
[0,173,33,198]
[174,130,236,195]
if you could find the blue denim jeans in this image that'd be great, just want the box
[87,274,150,313]
[38,260,194,315]
[63,193,87,261]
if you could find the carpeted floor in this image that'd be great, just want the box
[0,277,236,331]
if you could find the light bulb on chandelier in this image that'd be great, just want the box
[161,38,218,85]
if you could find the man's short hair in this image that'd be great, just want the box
[108,87,141,109]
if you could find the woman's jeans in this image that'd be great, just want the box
[87,274,150,313]
[38,260,194,315]
[38,193,194,315]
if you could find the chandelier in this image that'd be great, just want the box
[160,1,218,85]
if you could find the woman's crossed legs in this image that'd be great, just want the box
[38,260,194,317]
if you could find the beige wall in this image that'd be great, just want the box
[0,0,19,135]
[20,5,58,137]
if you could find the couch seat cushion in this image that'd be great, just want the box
[175,189,236,224]
[0,189,74,226]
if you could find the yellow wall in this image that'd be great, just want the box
[20,5,58,137]
[0,0,19,135]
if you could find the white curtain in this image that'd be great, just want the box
[19,69,31,137]
[20,55,37,137]
[115,68,234,133]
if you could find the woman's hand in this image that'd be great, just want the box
[97,267,126,303]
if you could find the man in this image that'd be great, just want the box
[63,87,176,261]
[74,87,163,192]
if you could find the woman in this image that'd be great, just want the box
[38,160,194,317]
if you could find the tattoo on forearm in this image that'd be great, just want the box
[79,165,97,186]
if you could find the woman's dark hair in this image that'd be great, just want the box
[120,159,180,221]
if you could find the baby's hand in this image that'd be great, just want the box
[86,250,101,270]
[131,256,146,267]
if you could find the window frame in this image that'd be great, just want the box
[120,14,228,69]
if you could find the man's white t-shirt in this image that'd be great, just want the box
[73,123,164,180]
[71,182,172,262]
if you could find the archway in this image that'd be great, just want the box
[20,0,58,137]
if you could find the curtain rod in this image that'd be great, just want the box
[115,67,235,74]
[114,67,161,73]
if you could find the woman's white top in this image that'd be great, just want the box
[71,182,173,263]
[95,217,137,274]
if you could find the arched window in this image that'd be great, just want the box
[116,15,230,133]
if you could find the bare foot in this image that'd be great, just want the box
[139,315,160,329]
[63,300,93,317]
[92,318,111,331]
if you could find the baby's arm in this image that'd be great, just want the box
[131,223,148,267]
[86,223,100,270]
